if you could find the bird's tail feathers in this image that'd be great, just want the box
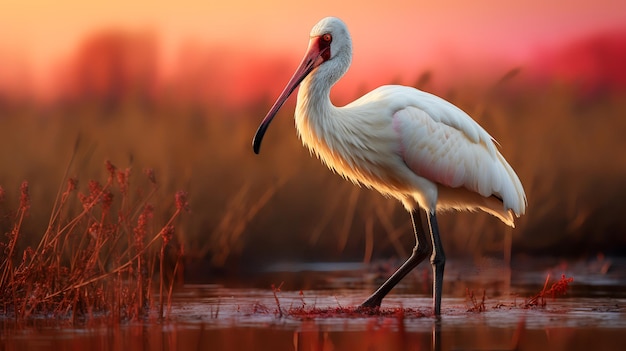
[497,152,527,217]
[436,187,517,227]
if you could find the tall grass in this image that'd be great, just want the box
[1,71,625,286]
[0,157,187,323]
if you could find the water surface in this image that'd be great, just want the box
[2,258,625,350]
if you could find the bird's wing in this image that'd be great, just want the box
[354,85,498,156]
[347,85,525,216]
[392,102,505,199]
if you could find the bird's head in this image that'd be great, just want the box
[252,17,352,154]
[310,17,352,65]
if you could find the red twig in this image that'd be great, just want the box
[271,282,284,317]
[524,274,574,308]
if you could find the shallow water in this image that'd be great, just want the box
[2,258,625,350]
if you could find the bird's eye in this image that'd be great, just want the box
[322,33,332,43]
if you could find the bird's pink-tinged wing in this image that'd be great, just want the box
[392,105,505,199]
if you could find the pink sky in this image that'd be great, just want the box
[1,0,625,99]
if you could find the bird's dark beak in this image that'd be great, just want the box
[253,36,329,154]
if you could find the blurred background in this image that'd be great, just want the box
[1,0,625,280]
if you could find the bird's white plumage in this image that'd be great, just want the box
[293,17,526,227]
[252,16,528,315]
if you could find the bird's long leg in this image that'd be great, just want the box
[361,209,432,308]
[427,210,445,316]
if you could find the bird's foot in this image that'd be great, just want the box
[360,295,382,310]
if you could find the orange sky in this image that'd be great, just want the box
[1,0,625,98]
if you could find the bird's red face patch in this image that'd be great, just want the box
[317,33,332,61]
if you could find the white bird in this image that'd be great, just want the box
[253,17,526,315]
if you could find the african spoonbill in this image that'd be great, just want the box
[252,17,526,315]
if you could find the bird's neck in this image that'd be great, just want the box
[296,72,334,123]
[295,51,350,123]
[294,72,341,161]
[295,54,352,150]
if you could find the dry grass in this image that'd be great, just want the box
[1,69,625,283]
[0,158,187,323]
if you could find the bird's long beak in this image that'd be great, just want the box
[253,36,328,154]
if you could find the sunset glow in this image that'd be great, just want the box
[2,1,626,333]
[1,0,625,101]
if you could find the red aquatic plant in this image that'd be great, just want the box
[287,304,426,319]
[466,288,486,312]
[271,282,284,317]
[524,274,574,308]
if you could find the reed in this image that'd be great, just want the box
[0,160,187,324]
[1,64,625,280]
